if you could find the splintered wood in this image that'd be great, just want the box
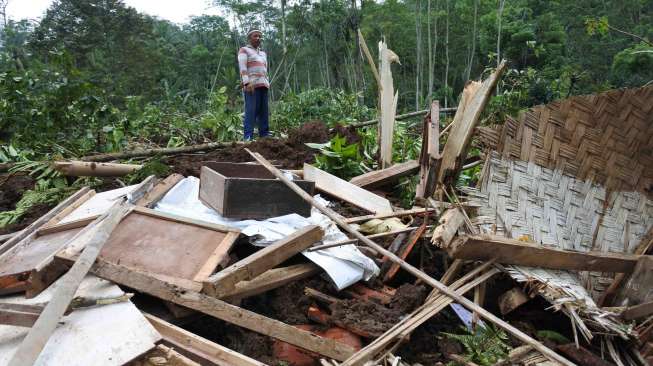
[435,60,506,188]
[378,40,400,169]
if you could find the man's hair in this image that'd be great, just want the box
[247,29,262,38]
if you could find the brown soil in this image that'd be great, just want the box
[388,283,428,314]
[0,173,35,211]
[332,124,362,145]
[331,298,402,336]
[165,120,331,177]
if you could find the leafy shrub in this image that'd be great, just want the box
[272,88,373,134]
[306,135,365,180]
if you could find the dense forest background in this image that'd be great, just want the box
[0,0,651,160]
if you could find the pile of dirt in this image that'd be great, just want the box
[331,298,402,336]
[0,173,35,212]
[165,120,331,177]
[388,283,429,314]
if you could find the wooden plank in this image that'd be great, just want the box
[416,101,441,198]
[436,61,506,187]
[223,263,320,301]
[90,259,356,361]
[449,234,640,273]
[193,231,241,282]
[0,309,40,327]
[8,203,129,366]
[37,216,97,236]
[0,187,92,256]
[303,164,393,214]
[42,190,96,228]
[135,173,185,207]
[349,160,419,189]
[133,206,240,233]
[145,313,268,366]
[246,149,577,366]
[203,225,323,297]
[621,300,653,321]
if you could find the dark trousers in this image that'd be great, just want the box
[243,87,269,140]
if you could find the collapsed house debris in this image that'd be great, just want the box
[0,64,651,366]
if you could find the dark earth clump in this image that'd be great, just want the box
[388,283,429,314]
[331,298,402,336]
[165,120,332,177]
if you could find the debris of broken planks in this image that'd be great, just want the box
[53,160,142,177]
[246,148,577,366]
[303,163,393,214]
[8,202,131,366]
[349,160,419,189]
[449,234,641,273]
[0,275,160,366]
[145,313,268,366]
[0,186,93,256]
[203,225,323,297]
[87,258,357,361]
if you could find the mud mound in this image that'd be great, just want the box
[332,123,361,145]
[165,121,332,177]
[389,283,429,314]
[0,173,35,212]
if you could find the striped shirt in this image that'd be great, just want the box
[237,45,269,89]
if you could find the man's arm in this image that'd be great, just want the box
[237,48,250,86]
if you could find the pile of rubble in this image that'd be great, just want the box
[0,67,651,366]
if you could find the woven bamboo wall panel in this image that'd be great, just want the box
[477,86,653,197]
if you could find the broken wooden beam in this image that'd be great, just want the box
[135,173,185,207]
[8,202,130,366]
[145,313,267,366]
[246,148,576,366]
[349,160,419,189]
[89,259,356,361]
[223,263,321,301]
[556,344,615,366]
[383,222,427,282]
[303,164,393,214]
[203,225,323,297]
[436,60,507,188]
[449,234,641,273]
[621,300,653,321]
[416,101,440,198]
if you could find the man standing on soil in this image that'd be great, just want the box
[238,29,270,141]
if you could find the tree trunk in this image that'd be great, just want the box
[281,0,287,55]
[427,0,433,101]
[497,0,506,92]
[444,0,450,108]
[464,0,478,81]
[415,0,422,110]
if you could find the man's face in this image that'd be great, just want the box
[249,32,262,48]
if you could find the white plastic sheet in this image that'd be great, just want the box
[154,177,379,289]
